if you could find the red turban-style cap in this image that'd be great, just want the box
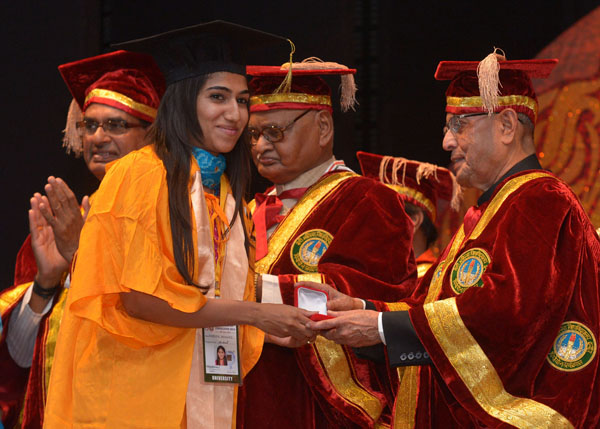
[247,60,357,113]
[435,51,557,124]
[59,50,165,123]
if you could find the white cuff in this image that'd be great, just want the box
[7,285,50,368]
[261,274,283,304]
[378,312,387,345]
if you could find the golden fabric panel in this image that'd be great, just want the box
[0,282,30,313]
[314,336,384,422]
[44,289,69,398]
[296,273,324,283]
[424,298,573,428]
[386,302,411,312]
[393,366,419,429]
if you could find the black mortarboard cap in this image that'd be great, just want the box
[113,20,288,85]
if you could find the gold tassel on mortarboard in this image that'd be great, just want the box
[477,47,506,115]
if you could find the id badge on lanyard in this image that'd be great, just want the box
[202,325,241,384]
[202,176,242,384]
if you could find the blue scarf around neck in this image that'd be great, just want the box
[191,147,226,195]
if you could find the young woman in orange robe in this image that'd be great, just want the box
[44,22,315,429]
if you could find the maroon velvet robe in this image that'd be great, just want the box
[237,171,417,428]
[378,170,600,428]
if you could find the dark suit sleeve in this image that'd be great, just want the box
[382,311,432,367]
[353,303,431,366]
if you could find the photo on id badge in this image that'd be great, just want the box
[203,325,241,384]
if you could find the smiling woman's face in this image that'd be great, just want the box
[194,72,249,155]
[82,103,148,180]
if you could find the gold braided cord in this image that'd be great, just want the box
[85,88,157,119]
[386,184,436,221]
[250,93,332,107]
[446,95,538,119]
[424,299,573,428]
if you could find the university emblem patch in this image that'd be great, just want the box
[547,321,597,372]
[450,248,491,294]
[290,229,333,273]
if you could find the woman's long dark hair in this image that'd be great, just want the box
[149,74,252,291]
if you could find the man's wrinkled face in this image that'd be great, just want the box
[442,112,501,190]
[249,109,322,185]
[82,103,149,180]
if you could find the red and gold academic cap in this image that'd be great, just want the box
[247,58,357,113]
[357,151,460,223]
[58,50,165,123]
[113,20,288,85]
[434,49,557,124]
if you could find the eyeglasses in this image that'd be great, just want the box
[248,110,311,144]
[76,119,144,136]
[443,112,489,136]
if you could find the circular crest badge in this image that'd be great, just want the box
[547,321,597,372]
[450,248,491,294]
[290,229,333,273]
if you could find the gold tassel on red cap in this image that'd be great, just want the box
[62,99,83,156]
[273,39,296,95]
[477,47,506,115]
[378,156,462,213]
[279,57,358,112]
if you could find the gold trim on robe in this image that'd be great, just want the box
[424,298,573,428]
[43,289,69,402]
[0,283,31,313]
[313,336,384,422]
[393,172,559,428]
[255,171,388,423]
